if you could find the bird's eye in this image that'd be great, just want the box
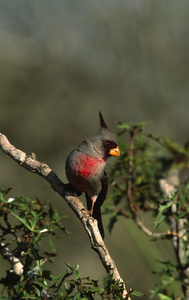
[104,141,112,149]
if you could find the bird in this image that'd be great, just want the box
[65,112,120,239]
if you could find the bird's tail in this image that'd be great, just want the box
[93,204,104,239]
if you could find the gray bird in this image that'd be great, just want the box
[65,113,120,238]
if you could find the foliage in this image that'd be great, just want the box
[1,121,189,299]
[0,188,142,299]
[105,121,189,299]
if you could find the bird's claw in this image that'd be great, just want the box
[82,208,93,219]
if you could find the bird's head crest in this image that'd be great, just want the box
[99,112,108,129]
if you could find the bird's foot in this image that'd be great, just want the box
[82,208,93,219]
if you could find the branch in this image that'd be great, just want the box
[0,133,129,299]
[125,130,163,239]
[0,242,24,276]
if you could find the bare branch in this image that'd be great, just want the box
[0,242,24,276]
[0,133,129,298]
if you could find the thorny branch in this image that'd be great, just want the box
[119,129,177,240]
[122,128,188,298]
[0,133,129,299]
[160,171,189,298]
[125,129,163,238]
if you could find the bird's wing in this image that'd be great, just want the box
[97,167,108,207]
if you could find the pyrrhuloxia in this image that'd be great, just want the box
[65,113,120,239]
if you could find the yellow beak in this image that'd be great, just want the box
[109,146,120,157]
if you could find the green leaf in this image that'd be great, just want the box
[30,211,43,231]
[65,263,80,279]
[33,285,41,297]
[87,285,103,293]
[73,291,81,300]
[49,236,57,253]
[150,278,174,298]
[157,293,173,300]
[152,201,174,233]
[34,277,48,289]
[158,202,174,215]
[11,211,33,231]
[32,232,42,244]
[156,260,177,272]
[131,290,145,297]
[161,135,189,157]
[102,273,114,289]
[0,187,11,202]
[152,215,166,234]
[117,121,150,132]
[49,272,67,288]
[23,291,37,299]
[117,123,132,130]
[11,210,43,232]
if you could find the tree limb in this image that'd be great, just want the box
[0,242,24,276]
[0,133,129,298]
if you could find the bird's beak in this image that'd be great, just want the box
[109,146,120,157]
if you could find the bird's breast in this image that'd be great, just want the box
[73,153,105,179]
[66,152,106,195]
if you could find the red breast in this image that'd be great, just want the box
[66,152,106,196]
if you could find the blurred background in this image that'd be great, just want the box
[0,1,189,298]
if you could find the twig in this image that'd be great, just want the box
[53,269,73,297]
[124,130,166,239]
[0,133,129,299]
[126,129,135,213]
